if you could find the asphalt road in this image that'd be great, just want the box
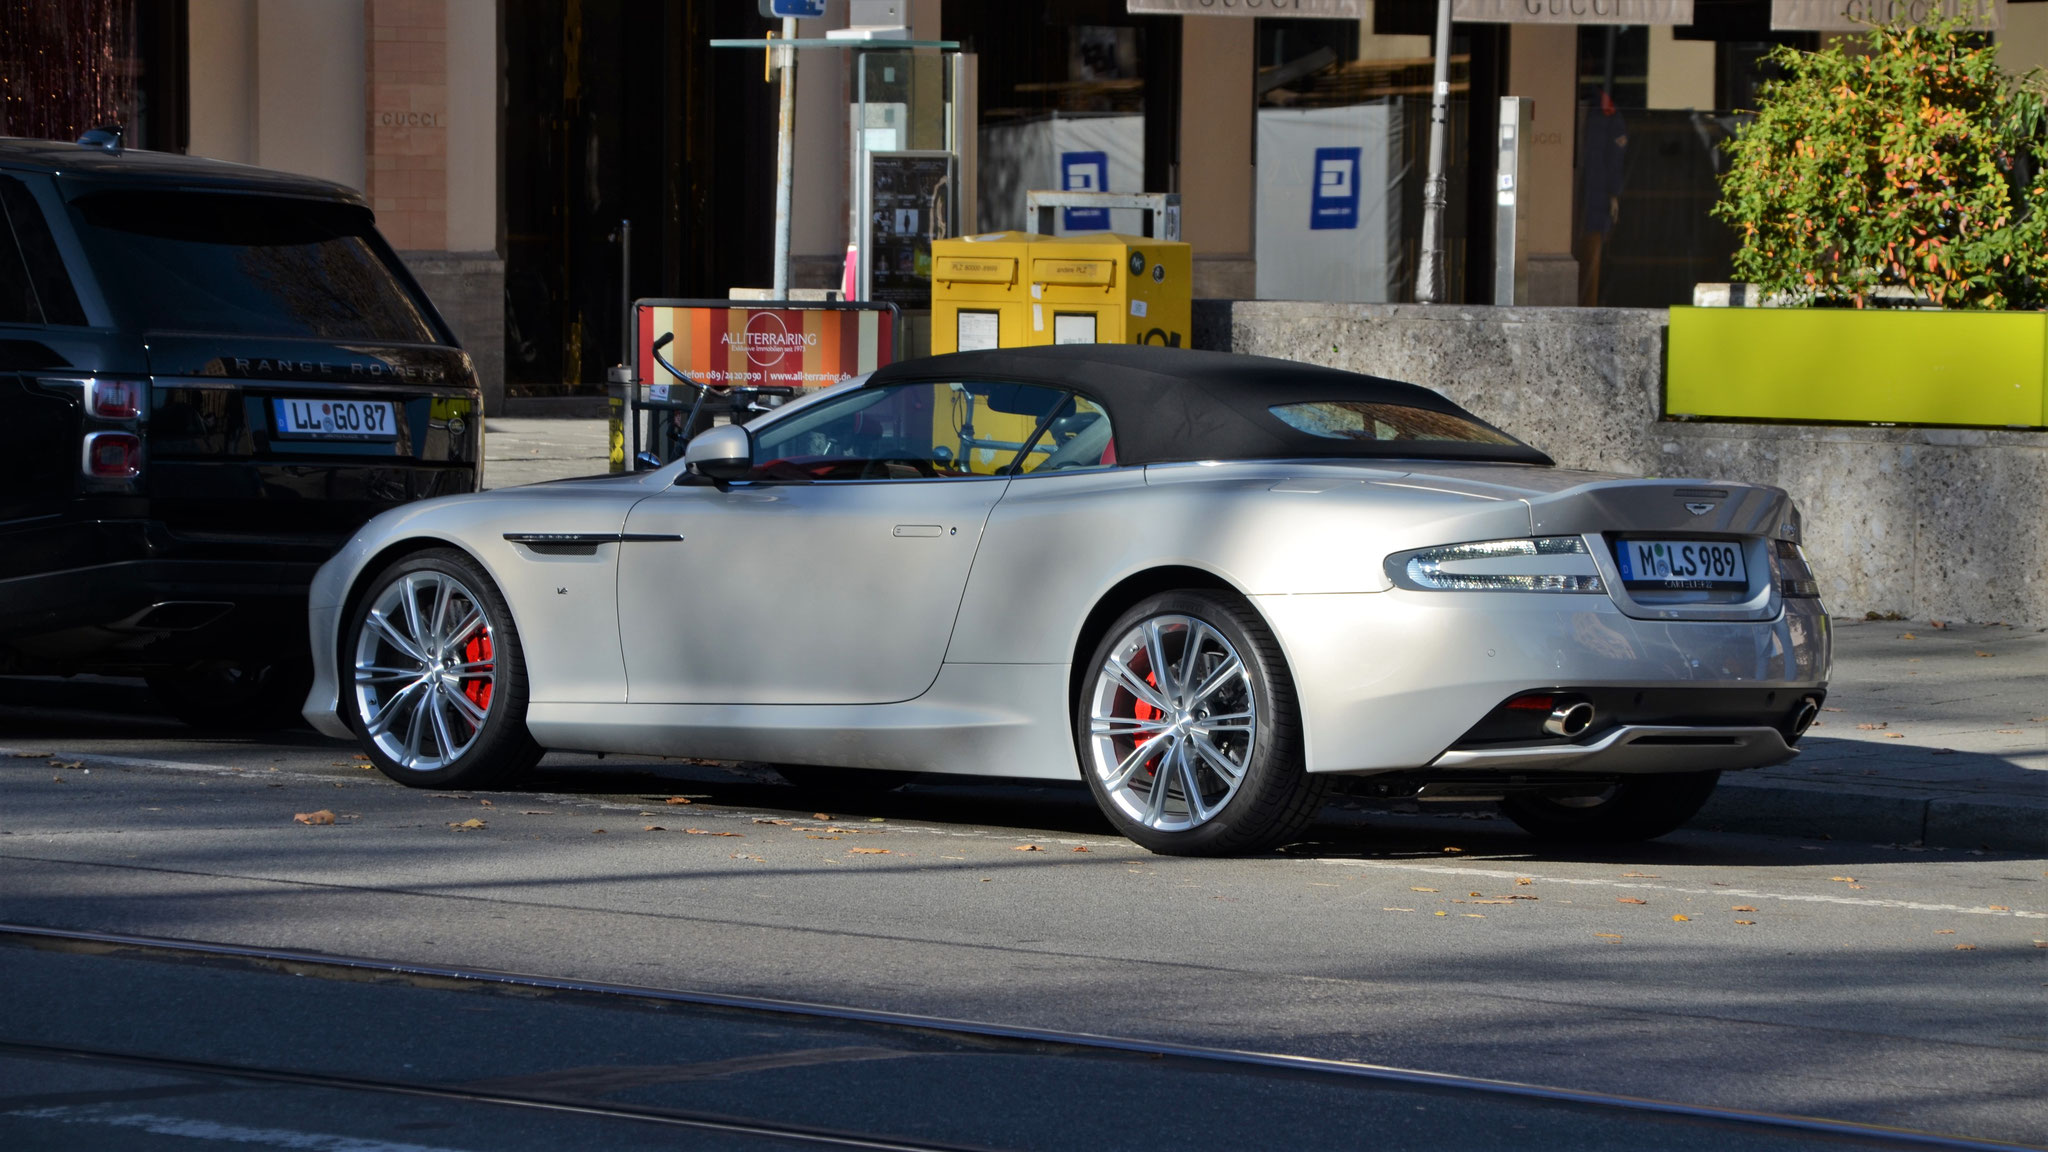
[1,678,2043,1148]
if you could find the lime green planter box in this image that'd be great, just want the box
[1666,307,2048,429]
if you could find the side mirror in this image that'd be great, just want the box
[683,423,751,482]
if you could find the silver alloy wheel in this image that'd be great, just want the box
[352,570,497,772]
[1085,613,1257,832]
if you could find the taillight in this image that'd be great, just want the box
[88,378,144,418]
[1775,538,1820,599]
[82,431,141,478]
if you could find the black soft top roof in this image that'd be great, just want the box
[0,138,366,206]
[867,344,1553,467]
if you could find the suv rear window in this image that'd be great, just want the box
[68,191,439,343]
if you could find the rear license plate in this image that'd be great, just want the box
[273,398,397,440]
[1615,539,1747,588]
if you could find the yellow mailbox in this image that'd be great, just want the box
[930,232,1047,356]
[1029,233,1192,350]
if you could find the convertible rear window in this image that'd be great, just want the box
[67,191,439,343]
[1269,401,1520,446]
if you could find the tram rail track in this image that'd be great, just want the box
[4,922,2038,1151]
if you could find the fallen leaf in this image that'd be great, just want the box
[1930,620,1946,629]
[849,847,890,855]
[479,799,494,807]
[1988,905,2010,911]
[352,753,370,760]
[869,817,885,823]
[1617,897,1648,905]
[1072,846,1089,853]
[1463,913,1485,918]
[48,760,82,770]
[1885,732,1905,739]
[592,829,607,834]
[1468,891,1482,897]
[447,817,486,829]
[1732,905,1758,912]
[520,810,551,815]
[1410,887,1438,893]
[1441,846,1464,853]
[1997,729,2024,735]
[1735,920,1756,925]
[1936,929,1956,934]
[731,853,764,861]
[754,818,794,826]
[2034,941,2047,949]
[1594,933,1622,939]
[1974,651,1994,658]
[1620,872,1659,878]
[1954,943,1977,951]
[1013,844,1044,852]
[1433,911,1447,916]
[1899,632,1916,639]
[8,751,52,758]
[1516,877,1533,886]
[805,834,842,840]
[643,825,665,832]
[1856,722,1889,730]
[979,877,992,882]
[49,776,60,782]
[813,813,834,821]
[295,810,337,825]
[1822,707,1843,712]
[1671,914,1690,922]
[1829,876,1856,883]
[684,829,742,836]
[665,797,693,805]
[1383,907,1415,912]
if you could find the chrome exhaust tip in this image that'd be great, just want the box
[1790,696,1821,739]
[1543,701,1595,738]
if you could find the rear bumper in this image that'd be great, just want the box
[0,519,337,668]
[1253,589,1830,775]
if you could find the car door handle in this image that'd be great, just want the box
[892,524,943,538]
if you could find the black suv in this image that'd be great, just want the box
[0,138,482,728]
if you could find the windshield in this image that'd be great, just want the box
[67,191,440,343]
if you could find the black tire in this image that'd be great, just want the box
[1499,772,1722,843]
[771,764,917,792]
[342,548,542,790]
[1075,590,1327,856]
[146,654,313,732]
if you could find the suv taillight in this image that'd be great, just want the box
[88,377,144,418]
[82,431,141,478]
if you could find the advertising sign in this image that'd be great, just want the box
[1061,151,1111,230]
[1127,0,1365,15]
[862,151,957,309]
[636,300,899,393]
[1451,0,1694,22]
[1309,147,1361,231]
[1769,0,1994,28]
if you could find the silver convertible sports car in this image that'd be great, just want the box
[304,345,1830,855]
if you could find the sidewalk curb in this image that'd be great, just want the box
[1701,775,2048,853]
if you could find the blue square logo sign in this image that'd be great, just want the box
[1310,147,1360,231]
[1061,151,1110,231]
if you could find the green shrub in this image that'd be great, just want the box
[1713,20,2047,310]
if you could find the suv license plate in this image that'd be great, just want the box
[1616,539,1747,588]
[274,398,397,440]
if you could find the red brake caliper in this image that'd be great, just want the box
[1131,667,1162,777]
[463,632,493,715]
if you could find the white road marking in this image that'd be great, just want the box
[1320,859,2045,918]
[7,1105,479,1151]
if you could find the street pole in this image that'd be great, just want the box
[771,17,797,299]
[1415,0,1453,305]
